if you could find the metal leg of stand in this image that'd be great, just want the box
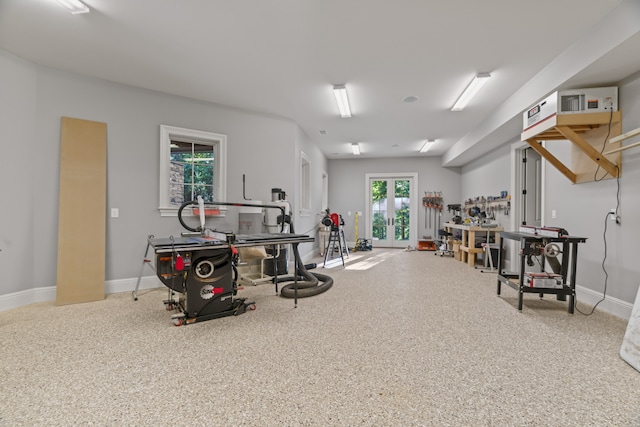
[323,234,331,267]
[272,244,278,294]
[133,239,153,300]
[485,244,495,270]
[477,228,496,273]
[293,243,298,308]
[323,229,345,267]
[340,228,349,257]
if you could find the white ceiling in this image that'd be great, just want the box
[2,0,640,166]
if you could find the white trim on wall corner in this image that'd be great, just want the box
[0,277,164,313]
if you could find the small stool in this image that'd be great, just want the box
[434,229,454,257]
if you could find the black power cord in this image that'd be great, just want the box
[573,106,619,314]
[574,211,613,315]
[594,107,614,182]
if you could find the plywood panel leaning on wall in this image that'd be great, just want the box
[56,117,107,305]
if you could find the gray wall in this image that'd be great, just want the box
[459,74,640,314]
[295,125,329,238]
[0,52,37,296]
[327,156,462,244]
[543,75,640,305]
[461,143,511,202]
[461,143,512,228]
[0,49,324,298]
[3,44,639,317]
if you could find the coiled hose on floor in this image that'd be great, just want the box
[176,199,332,298]
[279,223,333,299]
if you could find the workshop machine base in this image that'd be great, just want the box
[167,297,256,326]
[154,245,258,326]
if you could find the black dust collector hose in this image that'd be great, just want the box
[279,223,333,298]
[177,199,332,298]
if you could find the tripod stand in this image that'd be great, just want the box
[323,213,349,267]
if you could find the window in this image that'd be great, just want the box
[300,151,311,213]
[159,125,227,216]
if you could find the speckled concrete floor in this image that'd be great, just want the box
[1,249,639,426]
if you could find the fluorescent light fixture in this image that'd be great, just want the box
[55,0,90,14]
[451,73,491,111]
[333,85,352,118]
[351,143,361,155]
[420,139,435,153]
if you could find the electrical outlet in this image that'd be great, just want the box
[609,208,620,224]
[604,97,614,109]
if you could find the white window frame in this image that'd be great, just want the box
[159,125,227,217]
[300,151,311,215]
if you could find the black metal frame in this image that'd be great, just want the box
[496,231,587,313]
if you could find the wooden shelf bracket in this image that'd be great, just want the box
[521,111,622,184]
[525,138,577,183]
[555,125,619,178]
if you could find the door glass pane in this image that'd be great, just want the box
[371,180,387,240]
[394,179,410,241]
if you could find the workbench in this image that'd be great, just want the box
[496,231,587,313]
[443,222,504,267]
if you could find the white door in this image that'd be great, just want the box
[522,147,542,227]
[366,174,417,248]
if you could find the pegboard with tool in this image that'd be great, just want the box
[423,191,444,238]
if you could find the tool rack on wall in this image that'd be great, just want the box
[464,195,511,219]
[420,191,443,251]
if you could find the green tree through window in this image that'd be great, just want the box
[170,141,215,204]
[372,180,387,240]
[395,180,410,241]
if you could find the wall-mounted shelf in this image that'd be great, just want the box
[521,111,622,184]
[604,125,640,155]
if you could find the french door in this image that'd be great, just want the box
[366,173,418,248]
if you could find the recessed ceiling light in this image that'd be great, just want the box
[403,96,419,103]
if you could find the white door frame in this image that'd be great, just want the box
[365,172,418,247]
[510,141,546,270]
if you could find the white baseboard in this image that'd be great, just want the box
[0,276,163,313]
[0,277,634,320]
[0,287,57,312]
[105,276,163,295]
[575,285,633,320]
